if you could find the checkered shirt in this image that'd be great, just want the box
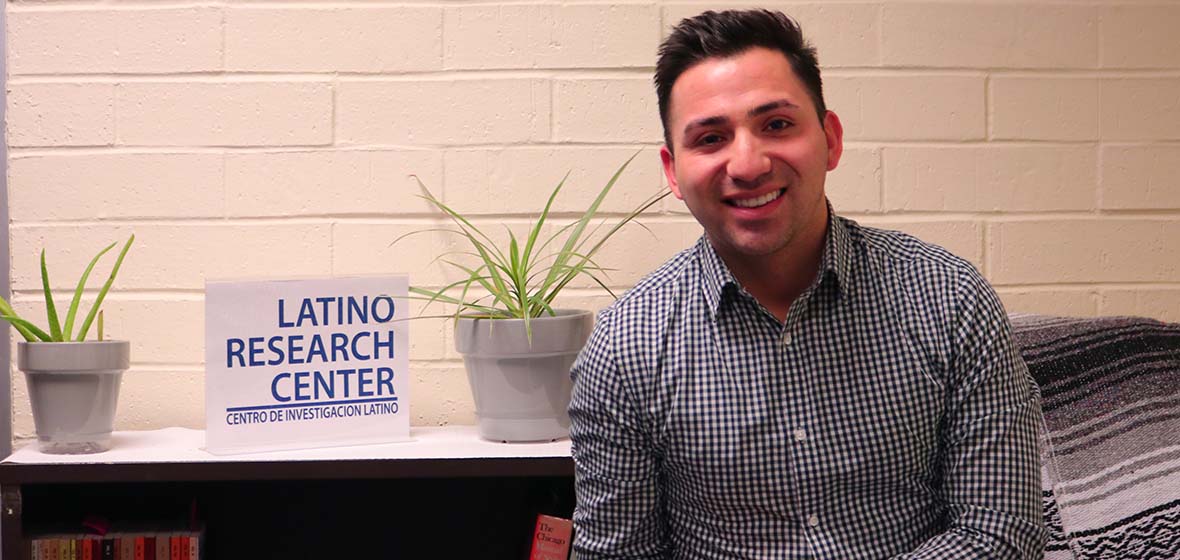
[568,211,1047,559]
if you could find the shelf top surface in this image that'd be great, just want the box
[0,426,573,483]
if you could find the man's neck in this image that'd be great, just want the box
[715,208,829,323]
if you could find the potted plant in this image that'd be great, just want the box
[0,235,135,454]
[408,154,667,442]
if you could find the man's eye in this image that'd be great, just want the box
[766,118,792,131]
[698,134,724,146]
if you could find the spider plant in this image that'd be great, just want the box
[403,153,668,337]
[0,235,135,342]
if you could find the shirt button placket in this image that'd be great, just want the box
[782,331,792,346]
[793,428,807,442]
[808,514,819,528]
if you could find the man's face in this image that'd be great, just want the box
[660,47,843,265]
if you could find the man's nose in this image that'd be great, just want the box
[726,131,772,186]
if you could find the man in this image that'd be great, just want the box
[568,9,1047,559]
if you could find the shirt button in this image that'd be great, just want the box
[793,428,807,442]
[808,514,820,527]
[782,332,793,345]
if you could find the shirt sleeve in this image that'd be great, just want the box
[568,309,670,559]
[893,269,1049,559]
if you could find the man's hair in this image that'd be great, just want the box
[655,9,826,150]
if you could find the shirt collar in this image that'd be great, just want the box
[697,201,855,318]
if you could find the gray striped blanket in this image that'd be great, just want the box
[1011,314,1180,559]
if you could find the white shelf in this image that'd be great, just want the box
[3,425,572,466]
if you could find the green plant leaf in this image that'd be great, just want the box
[63,241,117,341]
[0,296,40,342]
[0,315,53,342]
[40,250,64,342]
[406,152,668,326]
[75,234,135,341]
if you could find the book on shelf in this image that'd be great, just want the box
[30,531,204,560]
[529,514,573,560]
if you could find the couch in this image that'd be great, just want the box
[1011,315,1180,559]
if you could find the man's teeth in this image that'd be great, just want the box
[732,189,783,209]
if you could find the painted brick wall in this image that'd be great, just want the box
[6,1,1180,437]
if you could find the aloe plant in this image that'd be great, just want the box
[0,235,135,342]
[403,153,668,336]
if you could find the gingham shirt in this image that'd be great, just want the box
[568,211,1047,559]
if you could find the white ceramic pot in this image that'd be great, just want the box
[18,341,129,454]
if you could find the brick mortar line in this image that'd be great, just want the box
[12,69,1179,83]
[7,70,657,83]
[10,212,1180,228]
[8,286,622,298]
[11,285,1180,305]
[9,0,672,10]
[16,141,1180,158]
[16,140,1164,155]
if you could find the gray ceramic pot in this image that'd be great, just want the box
[18,341,129,454]
[455,310,593,442]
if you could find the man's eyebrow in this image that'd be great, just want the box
[749,99,799,117]
[682,115,729,137]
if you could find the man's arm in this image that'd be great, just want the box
[568,309,668,559]
[895,269,1048,560]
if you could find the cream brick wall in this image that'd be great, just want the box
[6,1,1180,438]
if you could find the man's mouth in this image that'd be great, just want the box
[728,188,785,209]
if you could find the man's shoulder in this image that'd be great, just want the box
[848,218,983,287]
[596,243,700,323]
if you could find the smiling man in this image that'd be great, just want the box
[568,9,1047,559]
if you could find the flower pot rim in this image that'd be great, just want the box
[456,309,591,323]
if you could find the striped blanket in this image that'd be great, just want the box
[1011,315,1180,559]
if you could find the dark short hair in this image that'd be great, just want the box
[655,9,826,150]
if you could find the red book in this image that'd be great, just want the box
[169,537,181,560]
[82,538,93,560]
[144,537,155,560]
[529,515,573,560]
[134,537,145,560]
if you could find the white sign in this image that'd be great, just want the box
[205,276,410,455]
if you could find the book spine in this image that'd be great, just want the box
[101,539,114,560]
[144,537,155,560]
[121,536,134,560]
[134,537,145,560]
[169,536,180,560]
[155,534,168,560]
[187,534,197,560]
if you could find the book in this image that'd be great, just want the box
[529,514,573,560]
[100,538,114,560]
[121,535,135,560]
[154,533,168,560]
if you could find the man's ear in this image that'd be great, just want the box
[660,145,684,200]
[822,110,844,172]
